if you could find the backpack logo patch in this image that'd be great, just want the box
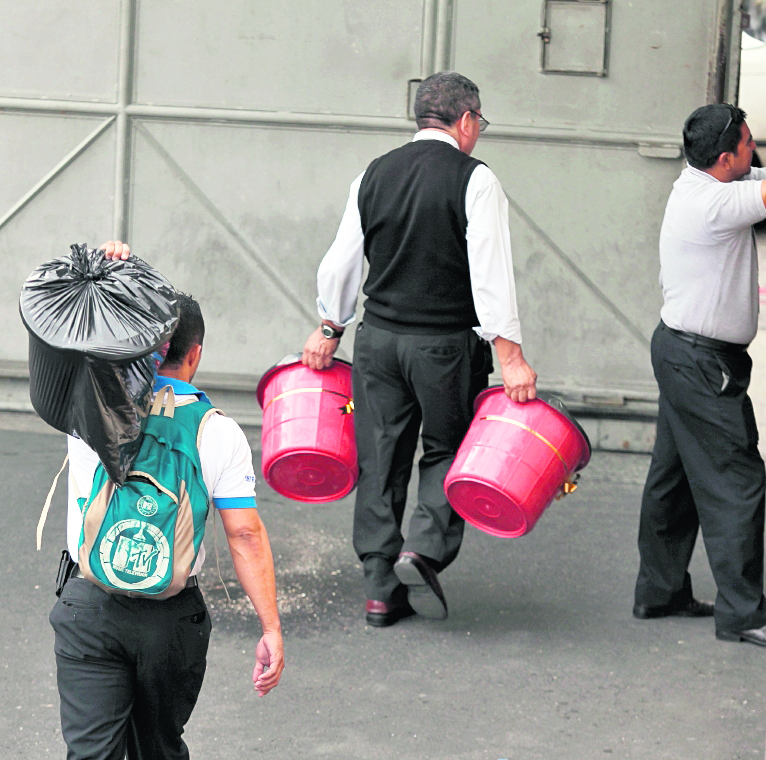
[136,495,159,517]
[99,520,171,589]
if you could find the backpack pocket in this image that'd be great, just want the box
[79,472,198,598]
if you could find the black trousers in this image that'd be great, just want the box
[635,322,766,633]
[50,577,212,760]
[352,321,491,603]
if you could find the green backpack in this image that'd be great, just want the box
[78,386,222,599]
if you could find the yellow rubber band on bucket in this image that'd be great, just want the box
[480,415,570,471]
[264,387,353,412]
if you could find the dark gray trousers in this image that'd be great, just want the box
[351,321,491,603]
[50,577,211,760]
[635,322,766,633]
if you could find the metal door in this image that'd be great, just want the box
[0,0,742,431]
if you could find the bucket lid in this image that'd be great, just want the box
[474,386,591,469]
[256,354,353,409]
[20,244,178,360]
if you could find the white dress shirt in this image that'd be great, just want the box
[659,165,766,344]
[316,130,522,344]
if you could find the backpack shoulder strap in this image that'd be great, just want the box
[191,404,227,599]
[149,385,176,418]
[37,454,69,551]
[197,407,224,451]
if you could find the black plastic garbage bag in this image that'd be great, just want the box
[20,243,179,485]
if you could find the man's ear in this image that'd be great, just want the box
[187,343,203,368]
[718,151,734,171]
[457,110,472,136]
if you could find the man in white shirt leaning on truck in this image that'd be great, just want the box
[634,104,766,647]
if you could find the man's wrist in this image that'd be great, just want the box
[320,322,344,340]
[493,336,523,365]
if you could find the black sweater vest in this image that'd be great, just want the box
[357,139,484,333]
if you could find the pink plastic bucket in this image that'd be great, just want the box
[444,388,590,537]
[256,356,357,502]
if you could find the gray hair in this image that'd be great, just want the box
[414,71,481,130]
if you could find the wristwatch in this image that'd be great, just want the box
[320,324,344,340]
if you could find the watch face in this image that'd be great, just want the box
[321,324,339,339]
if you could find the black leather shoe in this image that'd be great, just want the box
[633,598,714,619]
[365,599,415,628]
[716,624,766,646]
[394,552,448,620]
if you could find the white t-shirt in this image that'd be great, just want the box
[659,165,766,344]
[67,386,257,575]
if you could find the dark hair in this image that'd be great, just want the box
[162,292,204,367]
[414,71,481,130]
[683,103,747,169]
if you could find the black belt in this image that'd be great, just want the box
[660,321,748,354]
[73,566,199,589]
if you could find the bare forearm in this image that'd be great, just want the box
[224,516,281,633]
[219,508,284,694]
[493,336,537,402]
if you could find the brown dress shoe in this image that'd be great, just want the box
[365,599,415,628]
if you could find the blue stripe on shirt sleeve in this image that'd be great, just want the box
[214,496,257,510]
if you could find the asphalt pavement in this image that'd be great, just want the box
[2,427,765,760]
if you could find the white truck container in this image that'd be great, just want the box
[0,0,748,448]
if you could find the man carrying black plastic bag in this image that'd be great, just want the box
[20,242,181,486]
[45,242,284,760]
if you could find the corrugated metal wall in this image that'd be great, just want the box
[0,0,740,423]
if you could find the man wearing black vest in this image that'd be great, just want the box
[303,72,536,626]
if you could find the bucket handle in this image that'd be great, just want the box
[264,387,354,414]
